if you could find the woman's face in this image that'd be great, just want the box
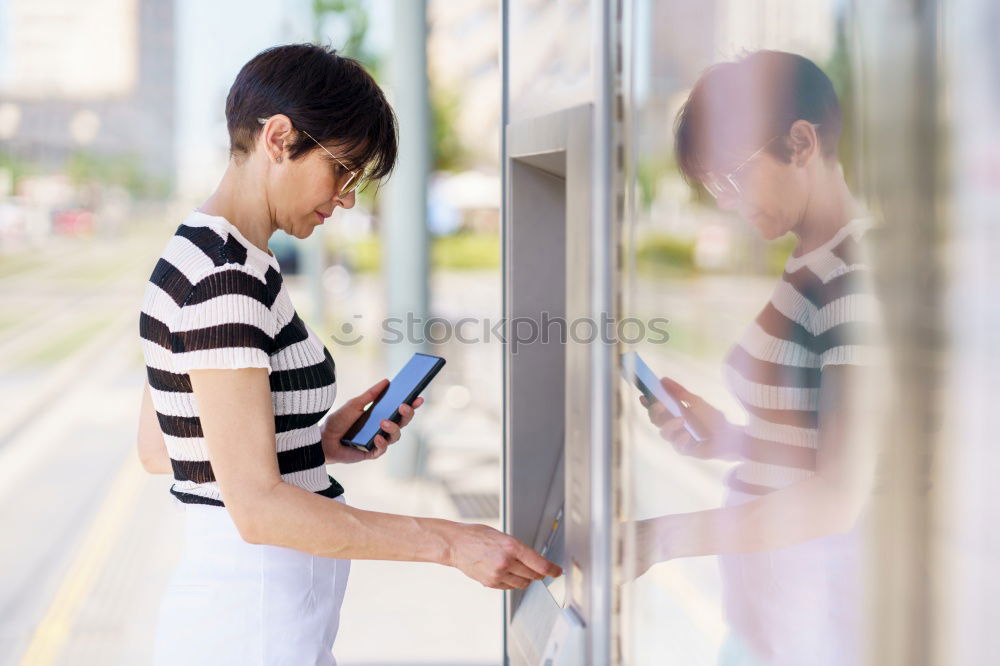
[711,149,808,240]
[258,116,358,239]
[701,121,818,240]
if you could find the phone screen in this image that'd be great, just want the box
[341,353,445,450]
[621,352,684,416]
[620,351,706,441]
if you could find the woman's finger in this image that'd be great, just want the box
[513,541,562,579]
[659,376,693,401]
[500,572,534,590]
[397,404,414,427]
[509,559,545,582]
[350,378,389,410]
[371,435,389,458]
[647,402,668,425]
[671,432,693,453]
[380,419,401,443]
[659,416,685,441]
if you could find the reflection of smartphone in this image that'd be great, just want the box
[620,351,707,442]
[340,353,446,452]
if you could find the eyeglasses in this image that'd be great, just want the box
[701,135,780,200]
[701,123,821,200]
[257,116,367,196]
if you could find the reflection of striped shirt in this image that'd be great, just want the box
[138,210,344,507]
[722,218,878,495]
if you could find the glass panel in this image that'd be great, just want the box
[936,0,1000,663]
[506,0,592,122]
[618,2,888,664]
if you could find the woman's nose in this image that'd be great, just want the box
[334,189,356,210]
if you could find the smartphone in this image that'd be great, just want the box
[620,351,707,442]
[340,353,446,452]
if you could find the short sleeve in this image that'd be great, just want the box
[168,264,276,374]
[814,264,882,370]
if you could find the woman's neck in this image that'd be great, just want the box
[791,165,865,258]
[197,160,276,256]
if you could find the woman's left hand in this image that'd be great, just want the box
[627,515,680,581]
[320,378,425,464]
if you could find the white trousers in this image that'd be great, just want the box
[717,486,863,666]
[152,494,351,666]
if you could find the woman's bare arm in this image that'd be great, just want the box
[137,379,172,474]
[638,363,878,563]
[188,366,561,589]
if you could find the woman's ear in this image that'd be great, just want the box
[788,119,819,167]
[260,114,293,164]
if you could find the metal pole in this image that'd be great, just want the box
[500,0,512,662]
[856,0,943,664]
[590,0,617,663]
[384,0,430,479]
[305,13,329,326]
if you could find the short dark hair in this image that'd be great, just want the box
[674,50,842,186]
[225,43,398,182]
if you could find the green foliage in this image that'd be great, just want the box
[65,150,170,197]
[432,231,498,269]
[431,84,469,172]
[336,231,501,273]
[345,234,381,272]
[313,0,472,174]
[0,151,32,189]
[824,22,858,190]
[635,234,696,272]
[633,231,796,277]
[313,0,371,60]
[635,155,668,209]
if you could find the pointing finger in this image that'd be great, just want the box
[515,542,563,578]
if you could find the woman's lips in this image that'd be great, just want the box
[315,211,325,223]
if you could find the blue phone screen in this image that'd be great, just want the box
[621,351,683,417]
[342,353,443,448]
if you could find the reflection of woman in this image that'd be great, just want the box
[634,51,881,666]
[136,44,559,665]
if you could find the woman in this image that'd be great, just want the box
[633,51,883,666]
[136,43,559,665]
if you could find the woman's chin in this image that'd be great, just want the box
[755,219,786,241]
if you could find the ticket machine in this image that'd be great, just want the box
[503,103,614,665]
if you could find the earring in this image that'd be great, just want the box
[276,156,283,163]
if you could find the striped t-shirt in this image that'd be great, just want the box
[722,217,879,495]
[138,209,344,507]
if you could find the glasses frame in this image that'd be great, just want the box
[257,116,366,196]
[701,123,821,200]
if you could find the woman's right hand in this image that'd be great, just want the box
[638,376,741,461]
[445,523,562,590]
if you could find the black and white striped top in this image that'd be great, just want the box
[138,210,344,507]
[723,217,879,495]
